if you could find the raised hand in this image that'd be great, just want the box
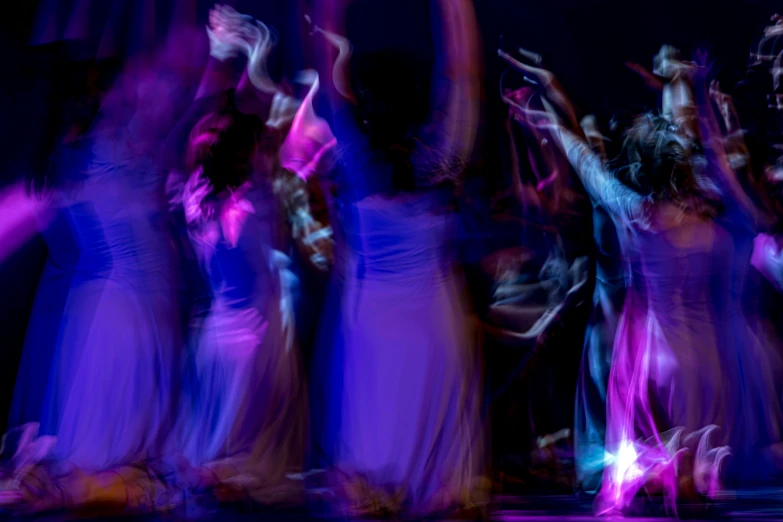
[503,88,560,133]
[212,5,249,29]
[499,50,555,88]
[499,50,580,133]
[207,5,253,61]
[652,45,682,80]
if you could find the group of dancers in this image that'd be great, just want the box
[1,0,783,518]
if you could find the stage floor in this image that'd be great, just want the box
[3,491,783,522]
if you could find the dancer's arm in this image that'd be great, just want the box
[234,15,309,130]
[554,123,651,228]
[505,81,650,228]
[499,50,581,135]
[414,0,481,177]
[0,183,53,265]
[581,115,607,161]
[195,5,250,101]
[708,81,751,171]
[654,45,699,140]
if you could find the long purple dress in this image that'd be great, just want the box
[176,184,306,504]
[318,92,486,515]
[556,133,783,514]
[31,128,181,473]
[8,139,90,433]
[334,192,485,514]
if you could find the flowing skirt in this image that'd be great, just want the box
[42,275,180,472]
[1,273,182,514]
[596,290,783,515]
[175,290,306,506]
[331,269,486,516]
[574,280,623,493]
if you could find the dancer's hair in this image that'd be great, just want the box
[610,112,718,217]
[186,103,265,194]
[350,49,431,192]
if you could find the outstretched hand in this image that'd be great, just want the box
[207,5,253,61]
[652,44,711,83]
[503,87,561,133]
[499,50,580,133]
[499,50,555,89]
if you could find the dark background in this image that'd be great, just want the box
[0,0,779,432]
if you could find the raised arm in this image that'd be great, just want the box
[0,183,53,265]
[654,46,700,141]
[708,80,752,172]
[195,5,250,100]
[499,50,581,135]
[581,115,607,161]
[422,0,481,171]
[505,90,650,229]
[279,69,338,181]
[554,124,651,228]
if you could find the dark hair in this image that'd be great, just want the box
[350,50,431,192]
[186,106,265,194]
[610,113,716,216]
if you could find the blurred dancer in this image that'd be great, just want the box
[173,101,306,506]
[7,97,97,434]
[309,0,487,517]
[1,49,188,513]
[508,56,783,514]
[710,77,783,465]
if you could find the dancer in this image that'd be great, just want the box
[2,48,188,514]
[173,99,306,507]
[6,100,95,433]
[507,56,783,514]
[710,78,783,457]
[309,0,487,517]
